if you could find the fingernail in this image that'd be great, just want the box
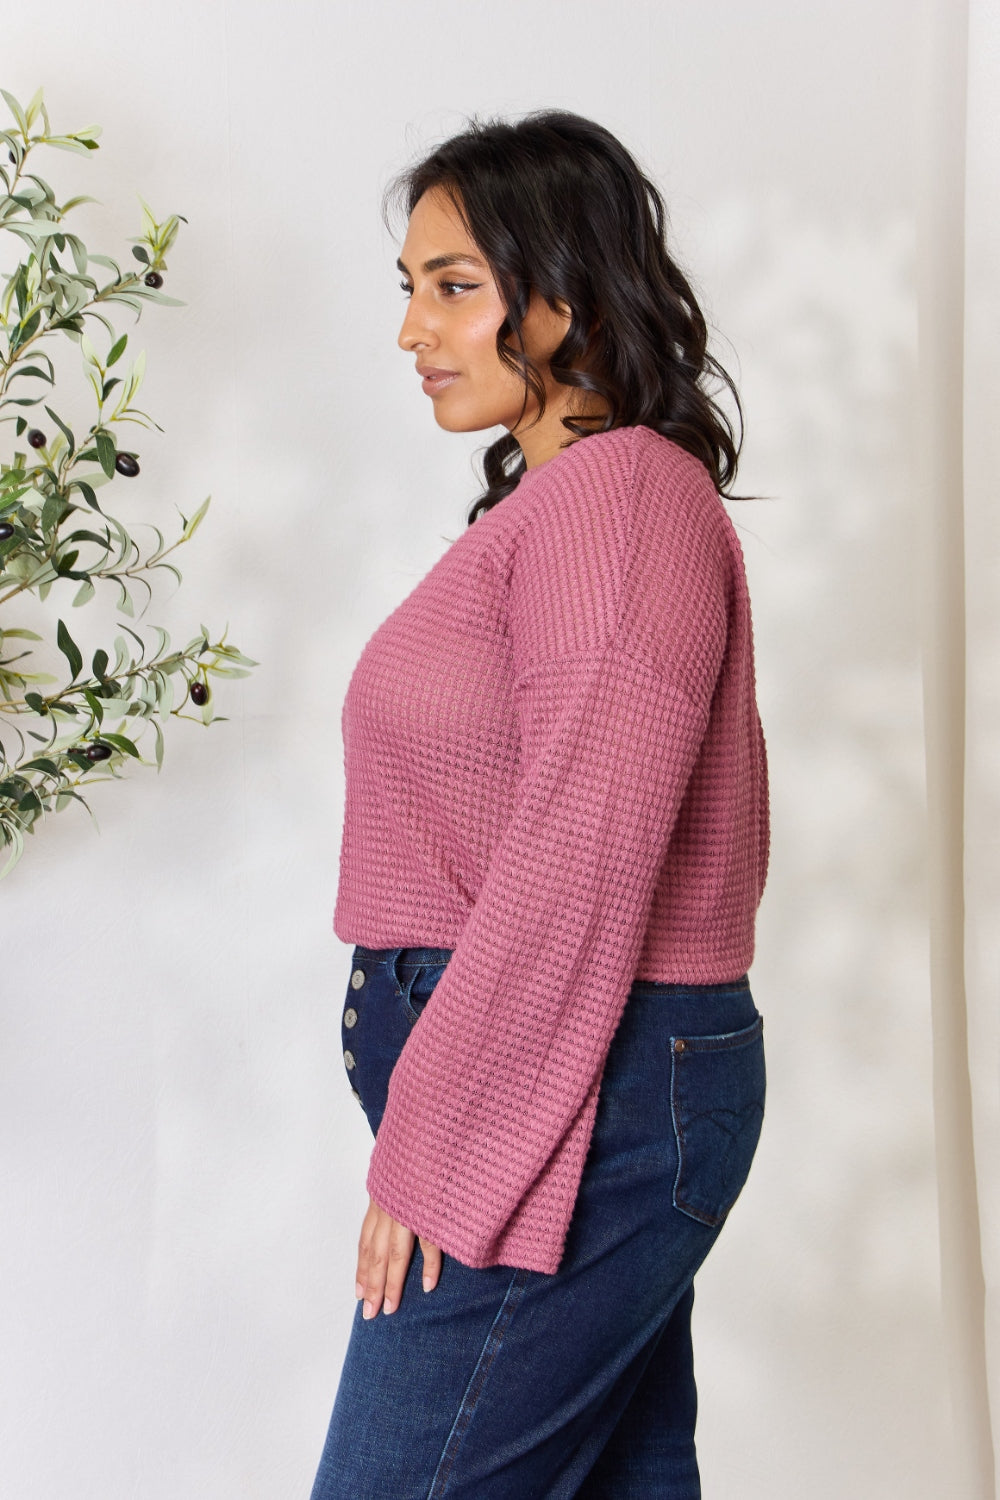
[355,1281,364,1300]
[363,1300,375,1319]
[423,1275,434,1293]
[382,1298,394,1315]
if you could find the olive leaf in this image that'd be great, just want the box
[0,86,256,874]
[55,619,82,681]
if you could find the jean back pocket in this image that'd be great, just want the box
[670,1014,765,1228]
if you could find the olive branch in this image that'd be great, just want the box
[0,86,255,875]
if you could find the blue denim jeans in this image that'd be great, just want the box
[310,946,765,1500]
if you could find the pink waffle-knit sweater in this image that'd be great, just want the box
[334,424,768,1275]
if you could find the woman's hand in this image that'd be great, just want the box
[355,1196,443,1318]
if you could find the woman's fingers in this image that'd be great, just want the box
[419,1236,442,1293]
[356,1198,415,1318]
[355,1199,444,1317]
[378,1219,415,1316]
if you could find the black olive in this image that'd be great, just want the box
[189,681,209,706]
[114,452,140,477]
[0,522,14,541]
[27,429,46,448]
[85,743,113,761]
[144,271,164,288]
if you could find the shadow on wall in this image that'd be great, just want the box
[695,189,950,1496]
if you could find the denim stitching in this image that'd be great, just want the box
[669,1015,764,1228]
[670,1107,721,1228]
[427,1268,532,1497]
[672,1014,763,1053]
[386,947,404,999]
[398,958,449,1025]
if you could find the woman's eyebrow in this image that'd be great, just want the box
[396,252,487,275]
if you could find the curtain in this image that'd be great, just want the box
[923,0,998,1491]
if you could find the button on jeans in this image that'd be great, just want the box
[310,946,765,1500]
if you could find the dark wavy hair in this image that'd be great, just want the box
[384,110,746,522]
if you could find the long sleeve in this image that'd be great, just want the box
[365,655,717,1272]
[363,437,736,1273]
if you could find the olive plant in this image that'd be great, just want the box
[0,87,254,875]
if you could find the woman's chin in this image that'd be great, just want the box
[431,406,500,436]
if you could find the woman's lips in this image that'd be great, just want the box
[419,368,460,396]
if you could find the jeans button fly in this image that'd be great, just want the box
[344,1049,356,1070]
[344,1007,358,1028]
[350,969,366,990]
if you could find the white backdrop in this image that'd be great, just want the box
[1,1,994,1495]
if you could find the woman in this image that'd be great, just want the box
[311,110,768,1500]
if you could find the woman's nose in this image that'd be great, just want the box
[398,296,436,353]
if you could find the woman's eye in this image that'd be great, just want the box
[398,279,480,298]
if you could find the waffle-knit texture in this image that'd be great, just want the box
[335,425,769,1274]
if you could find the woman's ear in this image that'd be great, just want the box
[553,297,601,342]
[524,291,573,359]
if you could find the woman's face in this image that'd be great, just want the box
[396,187,580,468]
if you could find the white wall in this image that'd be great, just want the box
[1,2,955,1495]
